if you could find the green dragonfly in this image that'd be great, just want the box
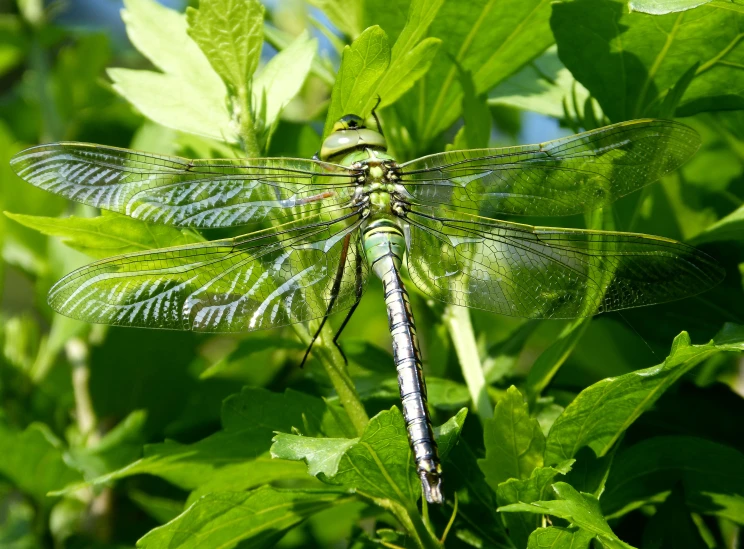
[10,116,723,504]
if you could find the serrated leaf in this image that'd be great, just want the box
[528,527,595,549]
[324,26,391,137]
[0,422,83,505]
[602,436,744,523]
[115,0,233,141]
[253,32,317,130]
[433,408,468,459]
[499,482,636,549]
[137,487,346,549]
[186,0,264,95]
[5,212,204,259]
[545,326,744,464]
[496,461,574,548]
[552,0,744,121]
[479,386,545,491]
[273,407,466,505]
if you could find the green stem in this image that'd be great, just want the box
[237,86,260,157]
[292,322,369,436]
[444,305,493,420]
[387,501,441,549]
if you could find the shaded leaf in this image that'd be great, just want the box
[496,461,574,548]
[5,212,204,259]
[137,487,346,549]
[641,483,708,549]
[552,0,744,121]
[479,386,545,491]
[602,436,744,523]
[0,422,83,505]
[545,326,744,464]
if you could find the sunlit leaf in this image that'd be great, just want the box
[137,487,347,549]
[527,527,595,549]
[499,482,636,549]
[5,212,204,259]
[545,325,744,464]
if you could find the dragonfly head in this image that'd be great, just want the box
[320,114,387,161]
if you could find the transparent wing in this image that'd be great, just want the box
[48,214,368,332]
[11,143,359,228]
[398,119,700,217]
[404,207,723,319]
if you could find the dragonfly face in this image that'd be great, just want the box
[10,117,725,505]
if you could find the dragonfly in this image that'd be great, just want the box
[10,116,724,504]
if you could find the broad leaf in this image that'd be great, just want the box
[273,407,467,505]
[545,326,744,464]
[5,212,204,259]
[324,26,391,136]
[496,461,574,548]
[552,0,744,121]
[479,386,545,491]
[0,422,83,505]
[186,0,264,96]
[629,0,712,14]
[137,487,346,549]
[112,0,232,141]
[528,527,595,549]
[691,203,744,244]
[55,388,349,495]
[640,483,708,549]
[253,31,317,130]
[499,482,636,549]
[413,0,554,142]
[602,436,744,523]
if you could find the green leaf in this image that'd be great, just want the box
[129,490,184,524]
[324,26,391,137]
[691,203,744,244]
[5,212,204,259]
[54,388,347,495]
[372,0,444,108]
[544,326,744,464]
[114,0,232,142]
[186,0,264,96]
[499,482,636,549]
[137,487,346,549]
[271,436,358,477]
[628,0,712,14]
[527,527,595,549]
[526,318,591,402]
[253,32,317,131]
[496,461,574,548]
[273,407,418,504]
[640,483,708,549]
[552,0,744,121]
[309,0,363,38]
[433,408,468,459]
[564,445,618,498]
[489,46,590,119]
[458,67,491,150]
[0,485,38,549]
[602,436,744,523]
[415,0,554,142]
[0,422,83,505]
[478,386,545,491]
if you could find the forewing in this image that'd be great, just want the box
[398,119,700,217]
[48,215,368,332]
[10,143,358,228]
[405,207,723,319]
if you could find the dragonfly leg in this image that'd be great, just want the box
[299,233,353,368]
[331,243,365,364]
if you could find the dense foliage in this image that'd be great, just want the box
[1,0,744,547]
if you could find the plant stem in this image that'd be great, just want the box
[293,322,369,435]
[237,87,260,157]
[444,305,493,420]
[386,501,441,549]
